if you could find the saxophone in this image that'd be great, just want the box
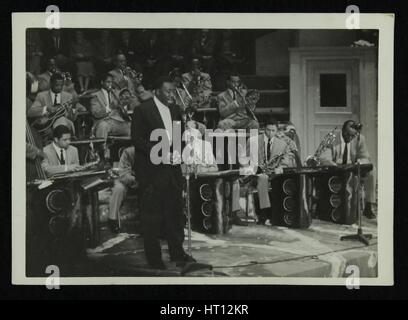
[259,142,293,175]
[305,127,337,167]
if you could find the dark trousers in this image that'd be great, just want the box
[139,169,185,265]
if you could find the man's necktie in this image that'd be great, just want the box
[267,139,272,161]
[60,149,65,165]
[53,93,58,106]
[342,143,348,165]
[108,92,111,108]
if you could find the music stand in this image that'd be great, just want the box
[340,130,372,246]
[180,162,213,276]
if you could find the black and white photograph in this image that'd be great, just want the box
[12,13,393,285]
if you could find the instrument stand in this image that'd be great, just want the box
[340,133,372,246]
[181,165,213,276]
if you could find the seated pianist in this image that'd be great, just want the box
[41,125,83,177]
[240,117,295,225]
[108,146,137,234]
[217,73,259,131]
[28,72,86,139]
[319,119,376,219]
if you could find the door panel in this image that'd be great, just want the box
[306,59,360,159]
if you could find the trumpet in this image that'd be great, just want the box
[123,66,143,83]
[305,127,337,167]
[233,84,258,121]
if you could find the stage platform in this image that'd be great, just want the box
[83,217,378,278]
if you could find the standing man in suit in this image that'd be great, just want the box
[42,29,70,70]
[131,76,195,269]
[319,120,376,219]
[28,72,84,138]
[217,73,259,130]
[41,125,83,177]
[244,118,293,224]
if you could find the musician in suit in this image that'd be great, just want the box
[182,59,212,110]
[37,58,58,92]
[28,72,83,137]
[131,76,195,269]
[108,53,136,96]
[217,73,259,130]
[319,120,376,219]
[90,74,132,138]
[41,125,83,177]
[243,118,294,224]
[108,146,137,234]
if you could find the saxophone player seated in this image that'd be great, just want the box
[242,118,294,225]
[319,120,376,219]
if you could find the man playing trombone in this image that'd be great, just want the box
[217,72,259,130]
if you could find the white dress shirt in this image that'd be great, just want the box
[339,135,352,164]
[52,142,68,170]
[101,88,111,113]
[43,90,61,115]
[264,135,275,161]
[154,95,173,143]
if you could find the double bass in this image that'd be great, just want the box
[26,120,47,182]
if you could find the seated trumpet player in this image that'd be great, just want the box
[243,118,295,224]
[319,120,376,219]
[217,73,260,130]
[90,74,133,160]
[109,53,137,96]
[182,58,212,109]
[108,146,137,234]
[41,125,83,177]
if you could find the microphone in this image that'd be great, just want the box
[351,122,363,131]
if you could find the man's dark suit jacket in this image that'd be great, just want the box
[131,98,185,188]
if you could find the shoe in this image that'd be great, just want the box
[363,203,376,219]
[149,260,167,270]
[232,212,248,226]
[257,219,266,225]
[107,219,120,234]
[170,252,197,264]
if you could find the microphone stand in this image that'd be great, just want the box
[340,130,372,245]
[180,161,213,275]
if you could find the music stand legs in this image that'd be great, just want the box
[341,227,372,246]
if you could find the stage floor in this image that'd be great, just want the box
[83,217,378,278]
